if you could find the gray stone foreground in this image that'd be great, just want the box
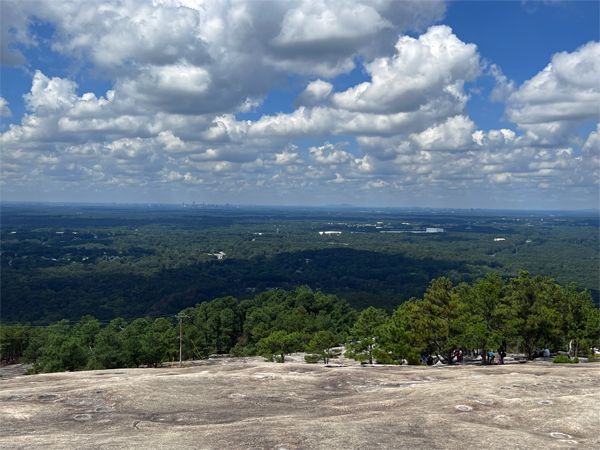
[1,362,598,450]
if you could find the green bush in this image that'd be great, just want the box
[229,344,250,358]
[553,355,578,364]
[304,354,321,364]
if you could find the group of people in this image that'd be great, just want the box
[533,347,551,358]
[482,347,506,364]
[420,350,463,366]
[420,346,554,365]
[421,348,506,365]
[422,354,435,366]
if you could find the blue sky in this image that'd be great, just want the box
[1,1,598,209]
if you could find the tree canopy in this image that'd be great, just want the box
[4,272,598,374]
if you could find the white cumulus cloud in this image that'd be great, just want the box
[332,25,481,113]
[507,41,600,125]
[0,97,12,117]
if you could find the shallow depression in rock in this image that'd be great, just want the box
[74,414,91,420]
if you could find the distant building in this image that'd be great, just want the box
[494,238,505,241]
[319,231,342,235]
[380,227,444,234]
[425,228,444,233]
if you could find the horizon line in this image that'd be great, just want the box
[1,200,598,213]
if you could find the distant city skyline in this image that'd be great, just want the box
[1,1,598,210]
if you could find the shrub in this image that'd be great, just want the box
[229,344,250,357]
[553,355,578,364]
[304,354,321,364]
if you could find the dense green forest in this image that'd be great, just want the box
[2,272,598,374]
[1,204,598,326]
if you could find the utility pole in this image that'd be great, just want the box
[175,314,188,368]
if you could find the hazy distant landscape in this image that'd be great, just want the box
[2,203,598,325]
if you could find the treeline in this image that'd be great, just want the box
[1,271,598,373]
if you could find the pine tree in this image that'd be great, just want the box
[305,331,340,364]
[400,278,463,365]
[344,307,387,364]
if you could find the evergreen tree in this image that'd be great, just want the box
[562,283,600,356]
[137,318,177,367]
[36,320,89,373]
[344,306,387,364]
[257,330,305,362]
[0,323,31,363]
[506,271,563,359]
[373,308,419,365]
[91,317,132,369]
[305,331,341,364]
[400,278,463,365]
[458,273,507,361]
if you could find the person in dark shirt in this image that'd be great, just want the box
[427,354,434,366]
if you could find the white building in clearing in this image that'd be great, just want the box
[494,238,506,241]
[319,231,342,235]
[208,251,226,259]
[425,228,444,233]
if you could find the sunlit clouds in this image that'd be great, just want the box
[1,0,598,208]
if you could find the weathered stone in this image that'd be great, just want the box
[1,363,598,449]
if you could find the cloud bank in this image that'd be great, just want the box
[1,0,598,208]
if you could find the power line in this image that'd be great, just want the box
[0,312,184,328]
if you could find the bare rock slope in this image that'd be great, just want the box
[1,362,598,449]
